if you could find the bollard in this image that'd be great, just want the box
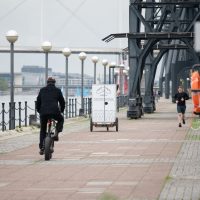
[29,114,36,126]
[34,101,37,120]
[79,108,84,116]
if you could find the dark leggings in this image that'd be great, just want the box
[39,113,64,149]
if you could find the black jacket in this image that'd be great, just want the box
[36,84,65,116]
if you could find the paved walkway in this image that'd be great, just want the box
[0,98,199,200]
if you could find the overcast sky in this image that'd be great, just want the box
[0,0,129,76]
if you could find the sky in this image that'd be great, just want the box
[0,0,129,77]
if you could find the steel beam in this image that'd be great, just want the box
[103,0,200,119]
[103,32,194,42]
[130,0,200,7]
[144,49,168,113]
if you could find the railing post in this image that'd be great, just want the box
[25,101,27,127]
[72,99,74,117]
[75,98,77,117]
[85,98,88,115]
[65,99,68,119]
[69,99,71,118]
[9,102,15,130]
[87,98,89,114]
[13,102,16,129]
[9,102,11,130]
[19,102,21,128]
[84,98,86,115]
[2,103,5,131]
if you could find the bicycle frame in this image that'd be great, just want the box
[47,119,56,137]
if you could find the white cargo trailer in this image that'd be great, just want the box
[90,84,118,132]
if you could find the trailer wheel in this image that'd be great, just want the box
[116,117,118,132]
[90,118,93,132]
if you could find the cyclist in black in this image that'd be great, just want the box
[36,77,65,155]
[174,86,189,127]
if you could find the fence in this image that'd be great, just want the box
[0,95,128,132]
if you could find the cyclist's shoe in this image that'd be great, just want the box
[183,119,185,124]
[39,148,44,155]
[179,123,182,127]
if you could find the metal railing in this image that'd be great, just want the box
[117,95,128,112]
[0,98,86,131]
[0,96,128,132]
[1,102,28,131]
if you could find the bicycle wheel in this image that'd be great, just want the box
[44,136,52,160]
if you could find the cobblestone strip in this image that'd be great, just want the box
[0,134,38,153]
[159,129,200,200]
[0,118,89,153]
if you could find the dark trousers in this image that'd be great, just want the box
[39,113,64,149]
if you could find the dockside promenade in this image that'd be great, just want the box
[0,98,199,200]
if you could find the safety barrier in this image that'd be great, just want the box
[0,96,128,132]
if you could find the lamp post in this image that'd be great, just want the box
[62,48,71,119]
[41,41,52,83]
[78,52,87,116]
[91,56,99,84]
[109,62,116,84]
[186,77,190,96]
[6,30,18,130]
[102,59,108,84]
[186,77,190,88]
[125,67,129,94]
[119,64,125,95]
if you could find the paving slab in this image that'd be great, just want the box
[0,98,196,200]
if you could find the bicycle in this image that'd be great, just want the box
[44,118,57,161]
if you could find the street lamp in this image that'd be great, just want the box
[41,41,52,83]
[78,52,87,116]
[91,56,99,84]
[6,30,18,130]
[62,48,71,119]
[102,59,108,84]
[119,64,125,95]
[186,77,190,94]
[109,62,116,84]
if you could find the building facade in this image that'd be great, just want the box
[21,65,93,96]
[0,73,22,93]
